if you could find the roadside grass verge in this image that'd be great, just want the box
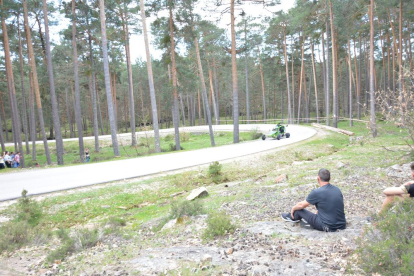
[0,131,261,172]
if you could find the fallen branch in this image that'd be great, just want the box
[311,123,355,136]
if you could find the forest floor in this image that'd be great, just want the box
[0,121,411,276]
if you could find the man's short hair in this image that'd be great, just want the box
[318,168,331,182]
[410,162,414,171]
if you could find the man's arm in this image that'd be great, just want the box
[291,200,310,217]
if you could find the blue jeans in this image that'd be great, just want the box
[293,209,332,232]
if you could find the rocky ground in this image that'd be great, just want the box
[0,132,411,276]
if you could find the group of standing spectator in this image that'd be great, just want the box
[0,151,20,169]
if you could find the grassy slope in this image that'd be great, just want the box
[0,120,411,274]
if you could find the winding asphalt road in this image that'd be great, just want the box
[0,124,316,201]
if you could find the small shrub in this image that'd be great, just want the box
[354,198,414,275]
[71,158,82,164]
[0,221,30,252]
[170,200,205,219]
[47,228,101,263]
[154,200,205,232]
[0,190,45,252]
[14,190,43,226]
[169,143,183,151]
[203,211,236,240]
[104,217,126,234]
[250,130,263,140]
[410,150,414,161]
[164,134,173,142]
[180,132,190,142]
[46,238,75,263]
[208,161,223,184]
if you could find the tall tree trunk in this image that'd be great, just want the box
[99,0,120,156]
[17,15,30,155]
[297,34,305,124]
[207,59,218,125]
[213,64,220,124]
[88,76,99,152]
[329,1,338,127]
[353,39,361,120]
[258,47,267,123]
[369,0,377,137]
[43,0,64,165]
[169,8,181,150]
[197,89,202,126]
[179,94,186,126]
[86,12,100,152]
[186,95,191,126]
[23,0,50,165]
[386,33,391,93]
[311,42,319,123]
[0,91,8,143]
[72,0,85,162]
[0,103,4,151]
[244,20,250,123]
[121,11,137,146]
[96,75,104,135]
[282,28,292,124]
[291,35,296,122]
[231,0,239,143]
[139,0,161,152]
[194,35,215,146]
[347,40,353,127]
[325,3,330,126]
[398,0,403,97]
[3,13,24,165]
[28,72,36,159]
[65,86,73,139]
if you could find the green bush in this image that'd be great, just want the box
[0,190,44,252]
[203,211,236,240]
[0,221,31,252]
[169,143,183,151]
[164,134,173,142]
[180,132,190,142]
[104,217,126,234]
[208,161,223,184]
[154,200,205,232]
[170,200,205,219]
[250,130,263,140]
[14,190,43,226]
[47,228,101,263]
[354,198,414,275]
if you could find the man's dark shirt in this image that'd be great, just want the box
[408,183,414,197]
[306,183,346,230]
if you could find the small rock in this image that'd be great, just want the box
[275,174,288,184]
[186,187,209,201]
[170,191,185,198]
[336,161,346,169]
[161,219,177,231]
[227,248,234,255]
[201,254,212,262]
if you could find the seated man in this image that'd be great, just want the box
[281,168,346,232]
[381,163,414,212]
